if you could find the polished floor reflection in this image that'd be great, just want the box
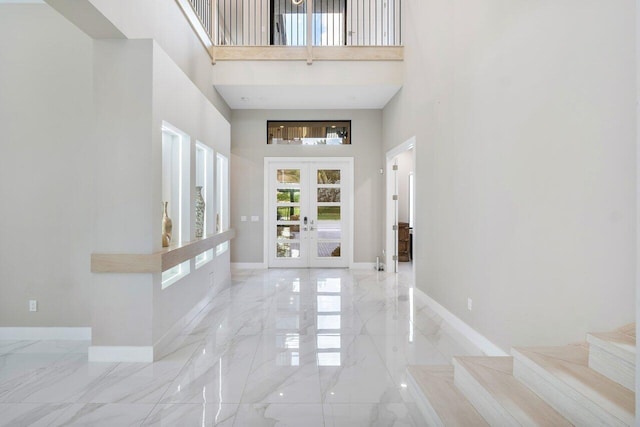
[0,269,482,426]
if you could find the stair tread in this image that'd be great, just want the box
[512,344,635,418]
[617,323,636,338]
[407,365,488,427]
[588,330,636,358]
[454,356,571,426]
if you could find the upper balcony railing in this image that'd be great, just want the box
[180,0,402,61]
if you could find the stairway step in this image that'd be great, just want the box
[587,324,635,391]
[453,356,571,426]
[512,344,635,426]
[407,365,488,427]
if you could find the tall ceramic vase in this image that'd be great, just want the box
[162,201,173,247]
[195,186,205,238]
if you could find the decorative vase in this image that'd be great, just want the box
[195,186,205,238]
[162,201,172,247]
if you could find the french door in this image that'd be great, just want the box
[267,158,352,268]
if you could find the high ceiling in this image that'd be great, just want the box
[212,59,403,110]
[215,84,402,110]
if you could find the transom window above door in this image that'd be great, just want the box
[267,121,351,145]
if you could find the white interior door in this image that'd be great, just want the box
[267,158,352,268]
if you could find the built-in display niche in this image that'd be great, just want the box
[267,121,351,145]
[161,122,191,288]
[195,142,215,269]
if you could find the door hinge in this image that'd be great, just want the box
[392,224,398,231]
[392,164,399,171]
[392,195,398,201]
[392,255,398,261]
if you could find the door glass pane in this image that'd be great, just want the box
[277,225,300,240]
[277,169,300,184]
[317,188,340,202]
[318,206,340,220]
[277,189,301,203]
[317,170,340,184]
[277,207,301,221]
[318,242,340,257]
[317,223,341,240]
[277,243,300,258]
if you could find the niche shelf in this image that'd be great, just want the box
[91,229,235,274]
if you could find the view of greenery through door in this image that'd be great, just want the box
[269,160,350,267]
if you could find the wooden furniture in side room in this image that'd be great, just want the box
[398,222,410,262]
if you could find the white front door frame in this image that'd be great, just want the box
[385,137,416,273]
[264,157,354,268]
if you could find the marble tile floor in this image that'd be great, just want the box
[0,268,482,426]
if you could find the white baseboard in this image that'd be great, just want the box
[0,327,91,340]
[88,346,153,363]
[414,288,507,357]
[350,262,377,270]
[231,262,267,270]
[232,262,382,270]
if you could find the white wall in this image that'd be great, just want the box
[91,39,155,345]
[0,4,94,328]
[0,5,232,350]
[384,0,636,351]
[48,0,231,121]
[231,109,384,264]
[395,149,413,224]
[91,39,232,348]
[151,42,231,345]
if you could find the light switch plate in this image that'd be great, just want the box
[251,216,259,222]
[240,216,247,222]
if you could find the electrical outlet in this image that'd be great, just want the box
[251,216,259,222]
[29,300,38,312]
[467,298,472,311]
[240,216,247,222]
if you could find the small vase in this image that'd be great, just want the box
[195,186,205,238]
[162,201,173,247]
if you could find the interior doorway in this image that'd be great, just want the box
[386,138,415,277]
[265,157,353,268]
